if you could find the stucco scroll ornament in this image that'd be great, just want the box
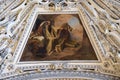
[0,0,120,80]
[0,0,29,73]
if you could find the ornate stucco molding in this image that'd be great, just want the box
[0,0,120,79]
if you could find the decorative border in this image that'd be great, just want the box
[0,0,120,79]
[17,12,100,63]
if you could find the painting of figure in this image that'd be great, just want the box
[20,14,97,61]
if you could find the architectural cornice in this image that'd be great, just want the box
[0,0,120,79]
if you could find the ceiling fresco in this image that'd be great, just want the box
[0,0,120,80]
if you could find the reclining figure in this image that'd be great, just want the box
[28,20,81,56]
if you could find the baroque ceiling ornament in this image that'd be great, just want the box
[0,0,120,80]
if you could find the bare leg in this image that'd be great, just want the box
[46,39,54,55]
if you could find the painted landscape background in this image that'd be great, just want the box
[20,14,97,61]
